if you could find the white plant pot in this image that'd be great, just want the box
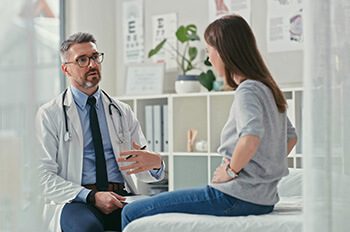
[175,75,201,94]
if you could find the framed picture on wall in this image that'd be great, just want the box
[125,63,165,96]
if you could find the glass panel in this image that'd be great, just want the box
[304,1,350,230]
[0,0,62,231]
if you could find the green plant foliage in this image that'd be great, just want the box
[149,24,201,75]
[175,24,200,43]
[188,47,198,61]
[198,69,216,91]
[148,39,166,58]
[148,23,216,91]
[204,56,212,66]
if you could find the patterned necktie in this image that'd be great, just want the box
[87,96,108,191]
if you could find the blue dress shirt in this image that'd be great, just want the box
[70,87,162,202]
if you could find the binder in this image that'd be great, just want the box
[162,105,169,152]
[153,105,162,152]
[144,105,154,151]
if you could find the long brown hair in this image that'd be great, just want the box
[204,15,286,113]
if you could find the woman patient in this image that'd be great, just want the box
[121,14,298,230]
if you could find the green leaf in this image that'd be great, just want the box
[188,47,198,61]
[204,56,212,66]
[176,24,200,43]
[185,24,200,41]
[176,26,187,43]
[185,62,193,73]
[198,70,216,91]
[148,39,167,57]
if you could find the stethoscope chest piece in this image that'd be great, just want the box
[64,132,71,142]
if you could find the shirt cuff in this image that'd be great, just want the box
[74,188,91,203]
[149,161,165,179]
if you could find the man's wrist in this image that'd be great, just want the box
[153,158,163,170]
[86,190,97,205]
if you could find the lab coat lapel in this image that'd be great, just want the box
[64,88,83,147]
[101,93,131,154]
[102,93,124,153]
[101,93,138,193]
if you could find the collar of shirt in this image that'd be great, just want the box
[70,86,102,110]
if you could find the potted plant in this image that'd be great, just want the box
[148,24,216,93]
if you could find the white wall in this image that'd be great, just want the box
[65,0,117,94]
[66,0,303,96]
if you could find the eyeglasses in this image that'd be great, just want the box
[64,53,104,67]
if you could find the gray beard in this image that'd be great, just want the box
[83,81,94,88]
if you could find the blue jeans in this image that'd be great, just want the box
[122,185,274,230]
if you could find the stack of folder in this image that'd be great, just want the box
[144,104,168,152]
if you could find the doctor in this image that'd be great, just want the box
[36,32,164,232]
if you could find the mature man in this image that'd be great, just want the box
[36,32,164,232]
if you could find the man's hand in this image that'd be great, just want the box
[94,192,126,214]
[117,142,162,174]
[211,158,233,184]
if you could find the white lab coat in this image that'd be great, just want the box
[36,88,164,232]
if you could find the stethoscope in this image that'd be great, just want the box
[62,88,126,144]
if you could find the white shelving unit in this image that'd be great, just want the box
[283,88,303,168]
[117,88,303,194]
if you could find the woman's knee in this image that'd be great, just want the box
[122,200,152,223]
[122,202,135,220]
[121,203,135,230]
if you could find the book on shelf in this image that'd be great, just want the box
[144,104,168,152]
[153,104,162,152]
[145,105,154,151]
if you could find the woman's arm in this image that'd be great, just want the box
[212,135,260,183]
[287,137,297,156]
[230,135,260,173]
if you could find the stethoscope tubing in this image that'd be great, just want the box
[62,88,125,143]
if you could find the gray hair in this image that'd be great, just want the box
[60,32,97,62]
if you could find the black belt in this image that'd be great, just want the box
[83,182,125,192]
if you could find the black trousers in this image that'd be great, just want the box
[61,202,122,232]
[61,189,130,232]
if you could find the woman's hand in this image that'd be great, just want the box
[211,158,233,183]
[117,142,162,174]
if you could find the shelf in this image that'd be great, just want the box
[159,152,170,156]
[172,95,207,152]
[209,153,223,157]
[117,91,235,100]
[117,94,171,101]
[172,152,210,156]
[209,94,234,152]
[118,88,303,192]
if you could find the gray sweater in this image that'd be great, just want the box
[211,80,297,206]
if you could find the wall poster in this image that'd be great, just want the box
[151,13,178,70]
[123,0,144,63]
[208,0,251,24]
[267,0,303,52]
